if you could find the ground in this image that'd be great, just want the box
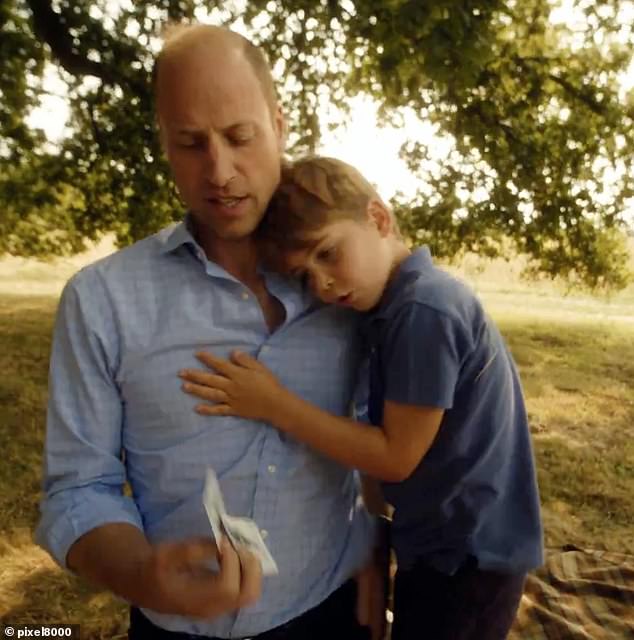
[0,239,632,639]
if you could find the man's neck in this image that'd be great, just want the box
[193,225,260,285]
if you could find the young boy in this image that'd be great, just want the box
[179,156,544,640]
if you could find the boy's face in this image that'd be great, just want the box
[283,204,396,311]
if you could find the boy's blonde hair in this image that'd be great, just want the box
[258,156,399,252]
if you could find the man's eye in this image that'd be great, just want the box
[229,136,252,147]
[176,139,201,149]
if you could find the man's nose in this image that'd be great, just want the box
[204,141,236,189]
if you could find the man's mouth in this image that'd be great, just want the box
[207,196,247,208]
[337,292,353,305]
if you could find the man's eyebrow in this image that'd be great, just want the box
[224,121,257,133]
[173,121,256,136]
[174,126,203,136]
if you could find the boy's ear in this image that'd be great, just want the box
[366,199,392,237]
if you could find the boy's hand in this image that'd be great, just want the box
[179,351,285,421]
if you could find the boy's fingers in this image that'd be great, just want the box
[196,403,233,416]
[182,383,228,403]
[195,351,237,376]
[231,350,261,369]
[179,369,231,390]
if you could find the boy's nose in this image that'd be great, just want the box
[314,274,336,302]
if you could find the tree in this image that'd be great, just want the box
[1,0,633,288]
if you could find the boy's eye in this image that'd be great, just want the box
[317,246,337,262]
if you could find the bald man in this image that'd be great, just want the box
[37,25,376,640]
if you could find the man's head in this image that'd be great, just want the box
[259,156,407,311]
[155,25,285,241]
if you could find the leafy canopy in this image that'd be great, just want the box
[2,0,633,289]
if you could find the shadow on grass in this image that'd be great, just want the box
[1,564,128,639]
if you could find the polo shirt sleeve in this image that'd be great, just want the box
[382,302,470,410]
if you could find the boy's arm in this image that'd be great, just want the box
[181,351,444,483]
[272,391,443,482]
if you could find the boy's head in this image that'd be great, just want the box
[258,156,408,311]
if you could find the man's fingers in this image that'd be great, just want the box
[182,382,229,403]
[216,539,242,597]
[235,547,263,606]
[195,351,238,376]
[196,403,233,416]
[156,537,219,571]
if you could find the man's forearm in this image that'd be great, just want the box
[268,391,402,481]
[67,523,152,606]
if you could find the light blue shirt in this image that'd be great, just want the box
[36,220,375,638]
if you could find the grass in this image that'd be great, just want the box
[1,242,633,637]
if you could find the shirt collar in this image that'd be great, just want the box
[158,215,198,255]
[157,216,312,305]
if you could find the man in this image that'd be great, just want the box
[36,24,376,639]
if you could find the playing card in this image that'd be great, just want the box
[202,467,227,543]
[202,467,279,575]
[222,514,279,576]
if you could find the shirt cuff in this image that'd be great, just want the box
[35,487,144,569]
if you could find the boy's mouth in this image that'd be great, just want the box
[337,292,354,305]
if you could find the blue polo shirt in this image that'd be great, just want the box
[363,247,543,575]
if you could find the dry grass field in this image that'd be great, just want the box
[1,238,633,638]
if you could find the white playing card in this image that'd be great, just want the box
[222,514,279,576]
[202,467,279,576]
[202,467,227,543]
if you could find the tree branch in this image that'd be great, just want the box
[25,0,146,93]
[547,73,607,116]
[26,0,111,81]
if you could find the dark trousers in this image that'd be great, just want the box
[128,579,371,640]
[391,556,525,640]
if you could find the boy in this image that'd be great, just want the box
[179,156,544,639]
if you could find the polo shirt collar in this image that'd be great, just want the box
[368,246,434,321]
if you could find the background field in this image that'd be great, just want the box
[1,239,633,639]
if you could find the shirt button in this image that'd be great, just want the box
[268,464,277,474]
[261,529,269,539]
[261,345,270,354]
[241,291,250,300]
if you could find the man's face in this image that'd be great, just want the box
[157,44,285,240]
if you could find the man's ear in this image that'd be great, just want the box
[273,104,286,152]
[366,199,392,237]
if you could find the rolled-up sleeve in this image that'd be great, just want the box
[35,270,143,568]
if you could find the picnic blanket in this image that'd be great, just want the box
[509,546,634,639]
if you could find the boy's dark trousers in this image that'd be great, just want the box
[390,555,526,640]
[128,578,371,640]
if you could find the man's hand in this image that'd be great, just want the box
[136,537,262,619]
[179,351,285,421]
[67,524,263,620]
[356,558,388,640]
